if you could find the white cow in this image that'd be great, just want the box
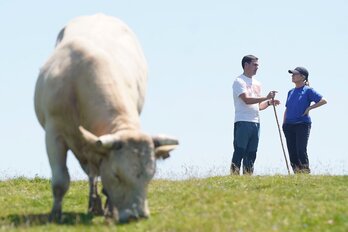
[34,14,178,223]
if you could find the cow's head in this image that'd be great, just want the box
[79,126,178,223]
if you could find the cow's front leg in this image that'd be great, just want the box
[45,128,70,223]
[88,176,103,215]
[102,188,119,222]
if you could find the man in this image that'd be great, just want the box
[231,55,280,175]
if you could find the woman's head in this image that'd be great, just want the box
[288,67,309,86]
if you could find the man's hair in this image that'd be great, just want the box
[241,55,258,69]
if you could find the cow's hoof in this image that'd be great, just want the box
[48,210,62,223]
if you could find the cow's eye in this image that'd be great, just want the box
[112,141,123,150]
[114,173,121,182]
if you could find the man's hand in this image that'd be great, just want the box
[270,99,281,106]
[266,91,277,100]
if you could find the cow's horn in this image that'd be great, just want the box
[97,135,116,149]
[152,135,179,147]
[79,126,116,151]
[152,135,179,159]
[79,126,98,144]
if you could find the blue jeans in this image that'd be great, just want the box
[231,121,260,175]
[282,123,311,174]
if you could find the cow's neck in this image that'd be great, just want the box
[112,114,140,132]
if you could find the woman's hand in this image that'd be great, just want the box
[303,107,311,116]
[302,98,327,116]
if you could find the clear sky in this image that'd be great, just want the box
[1,1,347,180]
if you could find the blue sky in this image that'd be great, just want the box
[0,1,347,180]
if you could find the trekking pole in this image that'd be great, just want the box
[271,98,291,175]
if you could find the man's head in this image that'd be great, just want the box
[242,55,258,77]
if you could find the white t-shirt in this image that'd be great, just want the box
[233,74,262,123]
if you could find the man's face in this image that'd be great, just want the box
[246,60,259,76]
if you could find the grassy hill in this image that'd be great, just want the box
[0,175,347,231]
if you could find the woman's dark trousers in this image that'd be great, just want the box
[282,123,311,174]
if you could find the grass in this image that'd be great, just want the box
[0,175,347,231]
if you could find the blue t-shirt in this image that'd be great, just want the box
[285,86,322,124]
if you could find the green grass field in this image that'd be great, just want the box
[0,175,347,231]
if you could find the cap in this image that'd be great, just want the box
[288,67,309,79]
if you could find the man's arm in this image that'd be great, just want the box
[259,100,270,110]
[239,93,269,105]
[239,91,277,105]
[259,99,281,110]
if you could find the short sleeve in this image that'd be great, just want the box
[308,88,323,103]
[285,90,292,107]
[233,79,246,97]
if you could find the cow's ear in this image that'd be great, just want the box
[152,135,179,159]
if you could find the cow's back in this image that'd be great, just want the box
[56,14,147,79]
[34,14,147,139]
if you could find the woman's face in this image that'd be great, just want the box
[291,73,305,83]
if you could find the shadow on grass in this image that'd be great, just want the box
[1,212,95,227]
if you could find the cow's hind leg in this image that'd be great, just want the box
[45,126,69,222]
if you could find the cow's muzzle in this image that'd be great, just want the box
[104,203,149,224]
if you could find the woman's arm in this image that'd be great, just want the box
[303,98,327,115]
[283,108,287,124]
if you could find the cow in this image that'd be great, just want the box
[34,14,179,223]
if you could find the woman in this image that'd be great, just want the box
[282,67,327,174]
